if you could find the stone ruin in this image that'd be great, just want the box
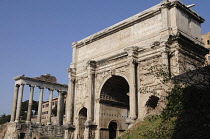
[4,0,208,139]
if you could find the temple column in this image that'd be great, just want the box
[57,91,65,125]
[26,85,35,123]
[124,46,138,127]
[15,84,24,123]
[37,87,44,124]
[10,84,19,122]
[47,89,53,125]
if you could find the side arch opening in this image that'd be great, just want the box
[108,121,117,139]
[78,107,87,139]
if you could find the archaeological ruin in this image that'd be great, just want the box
[4,0,209,139]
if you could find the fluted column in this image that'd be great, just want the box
[37,87,44,124]
[124,46,138,124]
[15,84,24,123]
[47,89,53,125]
[26,85,35,123]
[65,68,75,126]
[10,84,20,122]
[57,91,65,125]
[85,60,96,127]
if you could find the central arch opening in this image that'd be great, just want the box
[78,107,87,139]
[100,76,129,108]
[99,76,129,138]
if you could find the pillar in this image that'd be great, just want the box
[26,85,35,123]
[10,84,19,122]
[65,68,75,126]
[128,59,137,120]
[47,89,53,125]
[124,46,138,126]
[57,91,65,125]
[86,60,96,126]
[37,87,44,124]
[15,84,24,123]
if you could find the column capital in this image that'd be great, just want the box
[29,85,35,88]
[124,46,139,57]
[87,60,96,75]
[86,60,96,69]
[67,68,76,81]
[38,86,44,89]
[48,88,54,91]
[67,68,76,74]
[58,90,67,94]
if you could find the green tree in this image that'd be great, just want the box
[0,114,11,125]
[20,100,39,120]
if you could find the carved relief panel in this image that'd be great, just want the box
[75,76,88,105]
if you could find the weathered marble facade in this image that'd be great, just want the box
[64,0,208,139]
[4,0,209,139]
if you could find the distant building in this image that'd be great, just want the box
[42,95,67,125]
[201,32,210,64]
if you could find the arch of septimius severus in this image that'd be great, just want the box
[4,0,208,139]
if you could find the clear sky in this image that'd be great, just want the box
[0,0,210,116]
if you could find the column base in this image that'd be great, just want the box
[26,121,31,124]
[126,117,137,128]
[14,120,20,123]
[84,120,94,127]
[47,122,52,125]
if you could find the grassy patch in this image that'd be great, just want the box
[118,116,162,139]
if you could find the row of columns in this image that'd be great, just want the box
[10,84,66,125]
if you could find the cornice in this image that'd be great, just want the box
[73,4,162,48]
[14,75,68,88]
[171,1,204,23]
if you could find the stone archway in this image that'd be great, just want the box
[19,133,25,139]
[100,76,129,108]
[99,76,129,138]
[108,121,117,139]
[78,107,87,139]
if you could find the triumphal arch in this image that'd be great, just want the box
[5,0,208,139]
[63,0,207,138]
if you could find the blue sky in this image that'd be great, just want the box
[0,0,210,115]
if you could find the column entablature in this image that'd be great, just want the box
[14,75,68,92]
